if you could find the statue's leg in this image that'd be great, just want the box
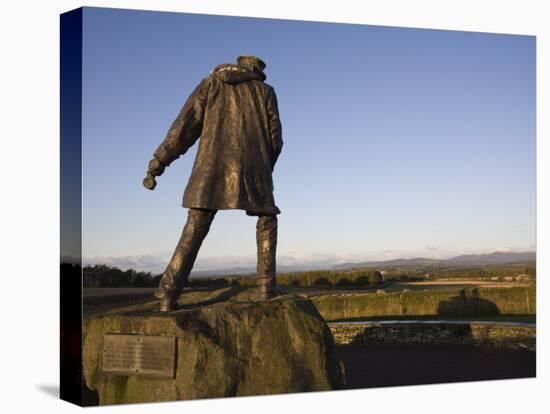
[256,215,278,299]
[155,208,217,311]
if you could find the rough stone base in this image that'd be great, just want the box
[83,296,342,405]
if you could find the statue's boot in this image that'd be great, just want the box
[154,271,178,312]
[154,208,217,312]
[256,215,281,300]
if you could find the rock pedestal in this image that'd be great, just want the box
[83,295,342,405]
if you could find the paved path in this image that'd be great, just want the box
[335,343,535,389]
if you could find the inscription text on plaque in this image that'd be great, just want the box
[101,334,176,378]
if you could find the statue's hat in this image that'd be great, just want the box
[237,55,266,72]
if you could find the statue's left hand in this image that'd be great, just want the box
[143,158,165,190]
[148,158,166,176]
[143,172,157,190]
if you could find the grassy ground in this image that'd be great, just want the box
[384,280,530,292]
[284,280,530,294]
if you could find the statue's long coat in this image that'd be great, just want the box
[153,64,283,216]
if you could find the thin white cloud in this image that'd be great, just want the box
[492,247,514,253]
[84,254,170,273]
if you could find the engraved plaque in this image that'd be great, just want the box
[101,334,176,378]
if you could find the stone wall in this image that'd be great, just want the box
[329,321,536,351]
[312,286,535,321]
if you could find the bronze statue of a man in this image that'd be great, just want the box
[144,55,283,312]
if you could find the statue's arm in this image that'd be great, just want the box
[152,77,210,168]
[266,87,283,170]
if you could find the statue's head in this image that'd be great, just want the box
[237,55,266,73]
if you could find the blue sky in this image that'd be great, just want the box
[81,7,535,273]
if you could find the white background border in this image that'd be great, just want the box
[0,1,547,413]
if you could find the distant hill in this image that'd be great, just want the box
[175,251,536,277]
[332,251,535,270]
[445,251,536,265]
[333,257,442,269]
[190,263,327,278]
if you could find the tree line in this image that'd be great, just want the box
[83,264,159,287]
[82,265,385,289]
[77,262,535,289]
